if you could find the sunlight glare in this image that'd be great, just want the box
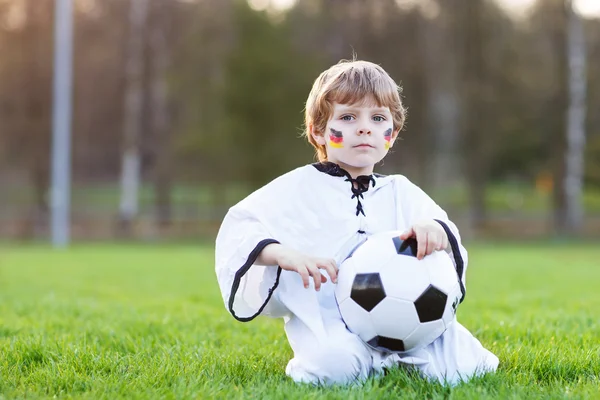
[575,0,600,17]
[251,0,297,12]
[268,0,600,17]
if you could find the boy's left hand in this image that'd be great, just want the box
[399,220,449,260]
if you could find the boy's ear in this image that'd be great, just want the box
[310,123,327,146]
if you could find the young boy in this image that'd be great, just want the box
[215,60,499,386]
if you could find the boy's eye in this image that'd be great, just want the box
[341,115,354,121]
[373,115,386,122]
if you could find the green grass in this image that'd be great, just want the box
[0,243,599,399]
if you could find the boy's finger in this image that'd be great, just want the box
[323,259,338,283]
[399,228,414,240]
[442,236,449,251]
[435,233,446,251]
[426,234,435,255]
[298,267,310,289]
[416,230,427,259]
[319,259,338,283]
[331,258,339,273]
[306,263,323,291]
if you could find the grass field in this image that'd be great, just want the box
[0,242,599,399]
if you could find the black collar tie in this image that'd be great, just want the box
[313,162,377,216]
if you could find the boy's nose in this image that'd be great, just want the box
[357,127,371,135]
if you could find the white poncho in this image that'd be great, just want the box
[215,162,498,386]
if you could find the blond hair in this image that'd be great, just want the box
[303,60,407,162]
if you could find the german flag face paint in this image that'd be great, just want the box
[384,128,393,150]
[329,128,344,148]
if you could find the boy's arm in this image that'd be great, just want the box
[396,176,468,302]
[255,242,283,266]
[257,243,338,291]
[215,207,288,322]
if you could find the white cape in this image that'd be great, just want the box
[215,163,498,386]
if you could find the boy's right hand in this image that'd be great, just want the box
[259,244,338,291]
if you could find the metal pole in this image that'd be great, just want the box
[50,0,73,248]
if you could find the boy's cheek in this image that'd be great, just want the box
[383,128,393,149]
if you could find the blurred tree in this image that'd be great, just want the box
[487,13,548,182]
[170,0,234,180]
[545,0,574,233]
[563,0,587,233]
[460,0,492,229]
[148,0,175,229]
[2,0,54,235]
[418,0,462,190]
[218,0,317,187]
[118,0,148,234]
[0,0,599,239]
[531,0,575,233]
[584,18,600,186]
[0,1,10,166]
[72,0,128,182]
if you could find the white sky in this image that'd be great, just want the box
[257,0,600,17]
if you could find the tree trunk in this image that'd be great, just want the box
[23,0,51,237]
[118,0,148,235]
[418,6,461,192]
[563,0,587,233]
[149,0,173,230]
[551,0,569,234]
[462,0,488,231]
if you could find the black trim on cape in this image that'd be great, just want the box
[229,238,282,322]
[434,219,466,303]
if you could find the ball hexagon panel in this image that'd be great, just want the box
[334,257,357,305]
[378,258,431,302]
[426,251,460,294]
[338,298,378,341]
[369,297,419,340]
[414,285,448,323]
[367,336,406,352]
[402,319,446,351]
[351,273,386,312]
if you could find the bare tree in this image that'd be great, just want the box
[149,0,173,229]
[461,0,489,230]
[22,0,52,235]
[418,2,462,191]
[118,0,148,234]
[563,0,587,233]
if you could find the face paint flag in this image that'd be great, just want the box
[384,128,392,150]
[329,128,344,148]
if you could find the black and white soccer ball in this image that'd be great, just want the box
[334,231,463,353]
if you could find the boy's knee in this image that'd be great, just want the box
[287,342,372,385]
[314,345,368,383]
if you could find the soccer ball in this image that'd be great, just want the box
[334,231,463,353]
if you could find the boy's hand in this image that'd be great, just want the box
[399,220,449,260]
[261,244,338,291]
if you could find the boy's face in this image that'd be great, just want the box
[312,102,398,176]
